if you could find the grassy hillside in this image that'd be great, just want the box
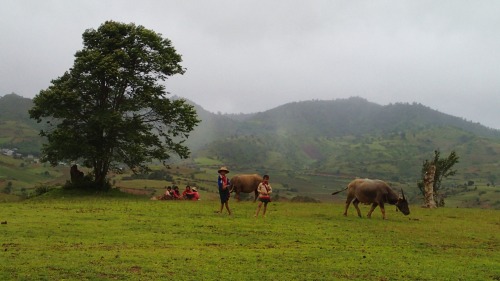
[199,126,500,185]
[0,154,68,201]
[189,97,500,189]
[1,193,498,280]
[0,94,44,155]
[3,152,498,211]
[1,94,499,207]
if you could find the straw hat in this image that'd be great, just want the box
[218,166,230,173]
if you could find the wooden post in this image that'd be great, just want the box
[423,164,437,208]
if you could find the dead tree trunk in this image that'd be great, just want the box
[423,164,437,208]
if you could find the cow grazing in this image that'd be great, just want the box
[332,178,410,219]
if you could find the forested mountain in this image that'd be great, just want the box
[1,94,499,184]
[0,93,34,122]
[225,97,498,138]
[187,97,500,183]
[0,93,43,155]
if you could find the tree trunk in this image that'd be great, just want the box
[423,164,437,208]
[93,159,110,190]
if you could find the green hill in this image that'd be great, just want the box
[186,97,499,207]
[192,97,499,179]
[1,94,499,207]
[0,93,44,155]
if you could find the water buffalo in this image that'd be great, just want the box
[332,178,410,219]
[229,174,263,202]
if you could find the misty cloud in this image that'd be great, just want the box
[1,0,499,129]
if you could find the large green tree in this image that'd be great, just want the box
[29,21,200,189]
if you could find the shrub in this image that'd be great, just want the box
[3,182,13,194]
[34,184,52,196]
[63,175,111,191]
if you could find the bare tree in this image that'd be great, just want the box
[418,150,459,208]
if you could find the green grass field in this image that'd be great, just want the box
[1,190,498,280]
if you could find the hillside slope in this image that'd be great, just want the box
[189,97,499,184]
[0,93,43,155]
[1,94,499,186]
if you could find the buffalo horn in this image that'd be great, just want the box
[401,188,405,200]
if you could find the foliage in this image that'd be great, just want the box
[2,181,13,194]
[417,150,460,206]
[33,184,52,196]
[1,197,498,280]
[28,21,200,189]
[63,175,112,191]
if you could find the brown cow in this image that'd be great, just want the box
[332,178,410,219]
[229,174,263,202]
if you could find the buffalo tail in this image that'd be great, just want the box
[331,187,348,196]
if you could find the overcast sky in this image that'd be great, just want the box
[1,0,499,129]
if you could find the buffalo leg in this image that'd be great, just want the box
[367,203,378,218]
[343,200,350,216]
[379,202,386,219]
[352,198,362,218]
[344,194,356,216]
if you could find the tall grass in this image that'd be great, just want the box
[0,191,499,280]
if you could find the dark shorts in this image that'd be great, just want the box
[219,190,230,204]
[259,196,271,203]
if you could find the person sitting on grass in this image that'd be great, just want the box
[172,186,181,199]
[182,185,195,200]
[163,186,173,200]
[191,187,200,200]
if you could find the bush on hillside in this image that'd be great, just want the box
[34,184,52,196]
[63,175,111,191]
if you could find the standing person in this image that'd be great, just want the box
[217,166,232,215]
[255,175,272,217]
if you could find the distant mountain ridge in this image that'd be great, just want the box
[0,93,34,121]
[239,97,499,138]
[185,96,499,150]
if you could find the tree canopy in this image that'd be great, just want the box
[29,21,200,189]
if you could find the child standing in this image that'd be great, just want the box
[217,166,232,215]
[255,175,272,217]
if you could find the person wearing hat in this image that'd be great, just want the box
[217,166,232,215]
[191,187,200,200]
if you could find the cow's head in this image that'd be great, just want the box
[395,188,410,215]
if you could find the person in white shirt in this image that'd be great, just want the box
[255,175,272,217]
